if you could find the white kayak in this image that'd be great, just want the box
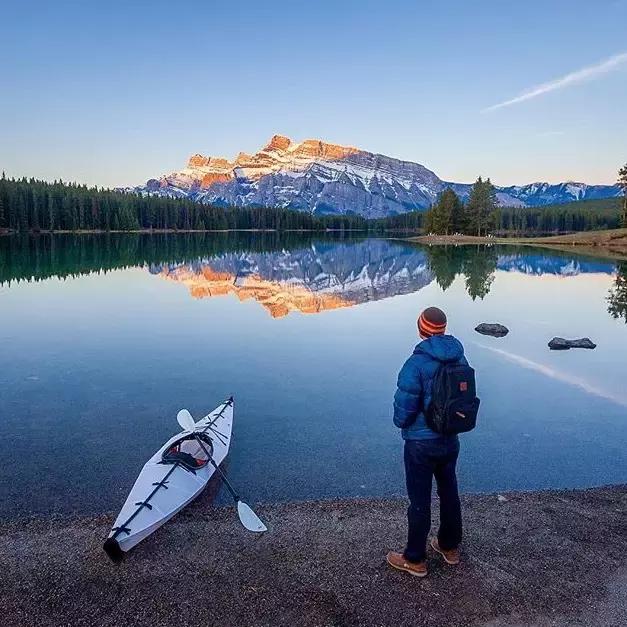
[104,397,235,562]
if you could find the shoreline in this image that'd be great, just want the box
[0,227,369,236]
[404,230,627,261]
[2,484,625,626]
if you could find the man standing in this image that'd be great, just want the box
[387,306,471,577]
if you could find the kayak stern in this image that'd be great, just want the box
[103,537,124,563]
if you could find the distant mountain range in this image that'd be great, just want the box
[133,135,621,219]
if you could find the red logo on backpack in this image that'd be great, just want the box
[460,381,468,392]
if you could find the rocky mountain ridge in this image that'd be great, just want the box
[136,134,621,218]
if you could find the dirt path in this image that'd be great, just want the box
[1,485,625,627]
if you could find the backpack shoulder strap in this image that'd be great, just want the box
[421,356,446,411]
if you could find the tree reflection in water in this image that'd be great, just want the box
[1,234,618,317]
[426,244,498,300]
[608,262,627,323]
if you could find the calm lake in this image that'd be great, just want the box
[1,233,626,520]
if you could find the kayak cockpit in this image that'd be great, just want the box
[161,432,214,471]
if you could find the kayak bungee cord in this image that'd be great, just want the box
[109,462,180,540]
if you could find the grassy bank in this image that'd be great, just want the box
[1,485,625,627]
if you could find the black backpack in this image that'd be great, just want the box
[425,362,480,435]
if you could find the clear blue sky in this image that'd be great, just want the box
[1,0,626,187]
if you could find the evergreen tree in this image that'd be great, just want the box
[466,177,498,236]
[433,190,452,234]
[618,163,627,228]
[16,192,27,232]
[0,172,6,229]
[423,204,434,234]
[450,192,466,234]
[422,189,464,235]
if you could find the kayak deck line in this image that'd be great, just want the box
[199,397,233,434]
[104,397,235,563]
[109,461,181,540]
[195,397,233,445]
[104,460,183,562]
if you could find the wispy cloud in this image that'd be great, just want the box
[483,51,627,113]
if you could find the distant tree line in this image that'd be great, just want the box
[0,175,367,233]
[369,210,424,232]
[496,198,622,234]
[1,172,625,237]
[422,175,624,236]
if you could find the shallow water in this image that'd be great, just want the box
[0,233,626,519]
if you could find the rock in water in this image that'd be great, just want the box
[475,323,509,337]
[548,337,597,350]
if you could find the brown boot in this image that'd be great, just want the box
[430,537,460,565]
[386,551,428,577]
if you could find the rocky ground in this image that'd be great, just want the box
[1,485,625,627]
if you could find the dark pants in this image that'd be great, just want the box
[403,438,462,563]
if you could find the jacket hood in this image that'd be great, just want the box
[414,334,464,363]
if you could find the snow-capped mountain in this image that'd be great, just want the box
[135,135,620,218]
[497,181,619,206]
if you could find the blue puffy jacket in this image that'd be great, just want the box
[393,334,468,440]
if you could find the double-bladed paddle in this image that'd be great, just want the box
[177,409,267,533]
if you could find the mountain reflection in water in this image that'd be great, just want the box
[150,240,433,317]
[148,239,617,317]
[0,233,623,321]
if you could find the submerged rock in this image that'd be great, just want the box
[475,323,509,337]
[548,337,597,350]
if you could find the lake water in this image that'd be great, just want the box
[1,233,626,520]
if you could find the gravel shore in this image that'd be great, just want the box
[1,485,625,627]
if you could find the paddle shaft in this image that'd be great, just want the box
[192,434,240,502]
